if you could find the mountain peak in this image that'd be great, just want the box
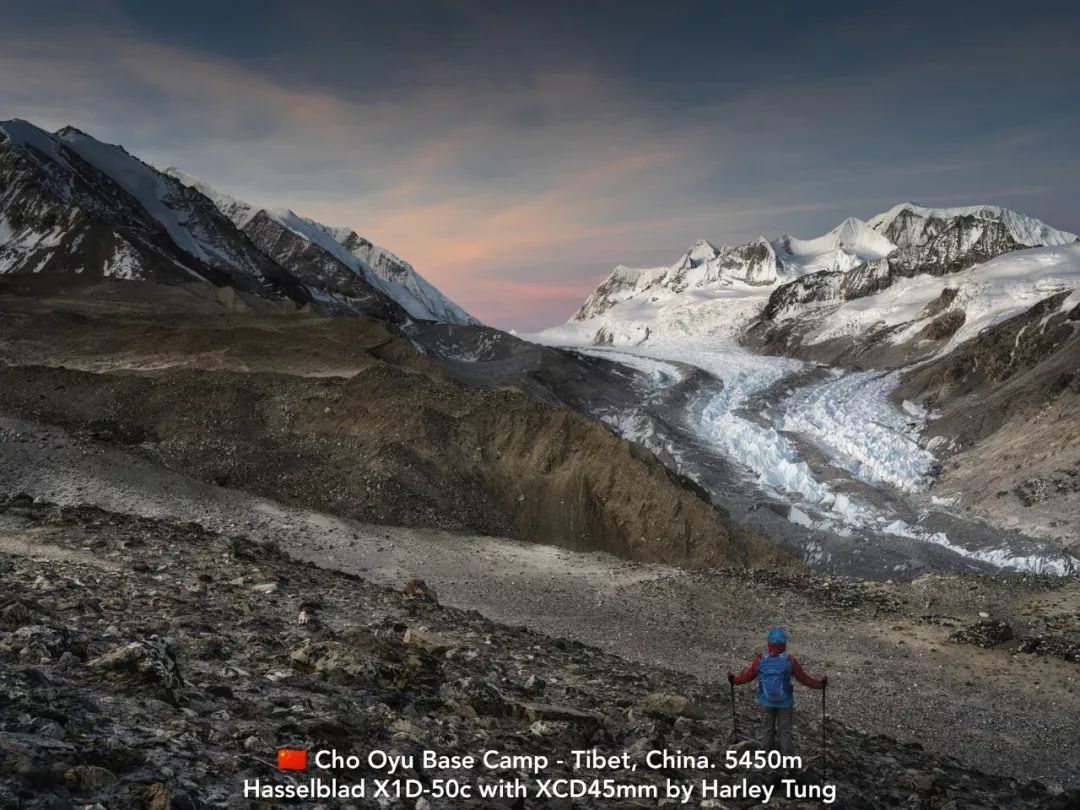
[0,119,66,160]
[1,117,478,325]
[784,215,894,265]
[54,124,89,138]
[868,202,1078,248]
[558,200,1078,345]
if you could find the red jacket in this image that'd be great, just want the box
[733,643,824,689]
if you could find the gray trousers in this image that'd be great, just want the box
[760,706,794,755]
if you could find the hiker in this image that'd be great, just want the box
[728,627,827,756]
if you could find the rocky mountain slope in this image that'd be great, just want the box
[0,121,306,303]
[2,496,1075,808]
[162,168,478,325]
[0,295,786,571]
[0,119,475,325]
[892,293,1080,553]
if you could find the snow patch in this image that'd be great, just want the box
[102,238,141,280]
[57,131,213,263]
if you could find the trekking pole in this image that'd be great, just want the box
[821,682,827,780]
[730,680,738,739]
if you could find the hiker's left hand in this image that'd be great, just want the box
[727,673,735,685]
[820,676,829,687]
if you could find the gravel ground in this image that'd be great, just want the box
[6,498,1073,809]
[2,415,1077,788]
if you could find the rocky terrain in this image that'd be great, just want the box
[2,496,1077,809]
[0,296,783,571]
[1,410,1078,794]
[2,115,1078,806]
[893,293,1080,550]
[161,168,478,326]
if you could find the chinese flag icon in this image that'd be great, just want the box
[277,749,308,770]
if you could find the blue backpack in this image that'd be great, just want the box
[758,652,794,708]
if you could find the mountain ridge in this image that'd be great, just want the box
[562,202,1077,346]
[162,167,479,325]
[0,118,477,325]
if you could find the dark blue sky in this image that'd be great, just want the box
[2,0,1078,328]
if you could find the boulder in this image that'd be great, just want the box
[87,637,184,690]
[403,579,438,603]
[63,765,116,794]
[506,701,600,727]
[439,678,505,718]
[403,628,452,652]
[643,691,705,719]
[143,782,170,810]
[950,620,1014,648]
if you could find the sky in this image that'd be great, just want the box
[2,0,1079,330]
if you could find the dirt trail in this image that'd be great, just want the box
[1,415,1077,787]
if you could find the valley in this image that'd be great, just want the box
[2,417,1079,789]
[526,203,1080,580]
[2,116,1078,805]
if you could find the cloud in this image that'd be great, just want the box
[1,2,1078,331]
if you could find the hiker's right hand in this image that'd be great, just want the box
[820,676,829,687]
[727,673,735,685]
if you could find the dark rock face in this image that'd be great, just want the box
[838,258,893,299]
[239,210,407,321]
[339,232,409,288]
[0,497,1069,809]
[895,292,1079,441]
[921,287,960,318]
[886,214,1025,277]
[916,309,966,341]
[761,261,892,317]
[0,125,310,304]
[762,260,896,320]
[702,238,781,287]
[762,271,844,320]
[0,121,445,322]
[949,620,1015,648]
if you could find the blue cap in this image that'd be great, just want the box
[767,627,788,645]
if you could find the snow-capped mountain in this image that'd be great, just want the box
[0,118,477,325]
[0,119,306,301]
[163,169,478,325]
[869,202,1077,251]
[532,203,1080,575]
[553,203,1077,348]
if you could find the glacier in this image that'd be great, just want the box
[529,203,1080,575]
